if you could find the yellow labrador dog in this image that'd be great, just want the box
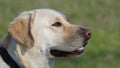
[0,9,91,68]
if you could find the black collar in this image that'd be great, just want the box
[0,47,20,68]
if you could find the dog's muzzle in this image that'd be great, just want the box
[50,27,92,58]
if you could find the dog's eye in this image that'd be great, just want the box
[52,22,62,27]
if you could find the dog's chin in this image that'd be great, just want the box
[50,46,84,58]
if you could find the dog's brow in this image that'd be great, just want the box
[63,16,69,22]
[55,16,67,22]
[55,17,61,21]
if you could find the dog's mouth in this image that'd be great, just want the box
[50,39,89,58]
[50,46,85,58]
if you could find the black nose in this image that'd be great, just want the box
[81,28,92,39]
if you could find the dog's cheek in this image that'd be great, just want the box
[42,29,58,46]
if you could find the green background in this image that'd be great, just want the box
[0,0,120,68]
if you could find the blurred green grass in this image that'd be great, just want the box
[0,0,120,68]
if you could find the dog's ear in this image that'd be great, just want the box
[8,12,35,48]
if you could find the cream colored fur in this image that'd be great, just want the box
[0,9,87,68]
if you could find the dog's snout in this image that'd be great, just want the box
[80,28,91,39]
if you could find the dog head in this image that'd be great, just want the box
[8,9,91,58]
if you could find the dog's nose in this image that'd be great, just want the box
[81,28,92,39]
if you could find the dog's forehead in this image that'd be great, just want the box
[35,9,66,19]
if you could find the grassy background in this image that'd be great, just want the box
[0,0,120,68]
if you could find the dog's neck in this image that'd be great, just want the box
[6,38,55,68]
